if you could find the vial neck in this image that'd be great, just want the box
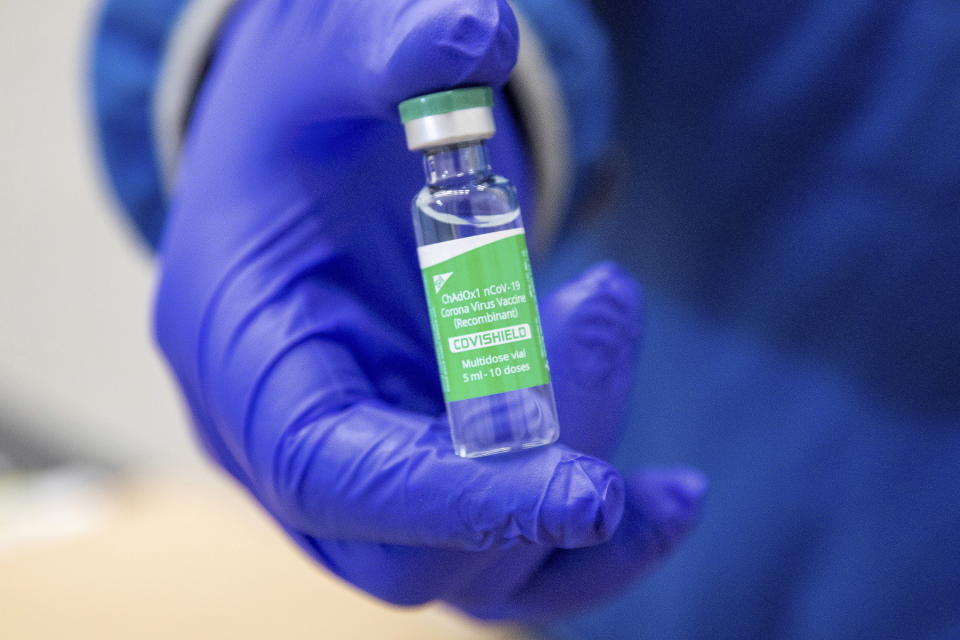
[423,141,492,188]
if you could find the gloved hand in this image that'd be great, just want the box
[156,0,706,620]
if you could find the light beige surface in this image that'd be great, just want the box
[0,473,524,640]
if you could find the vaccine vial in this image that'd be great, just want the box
[398,87,560,458]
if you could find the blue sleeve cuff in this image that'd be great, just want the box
[512,0,616,173]
[90,0,191,248]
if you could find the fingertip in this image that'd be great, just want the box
[539,454,625,548]
[546,262,643,329]
[442,0,519,81]
[580,261,643,320]
[462,468,707,620]
[377,0,519,108]
[544,260,643,388]
[664,468,710,508]
[623,469,708,552]
[542,263,644,458]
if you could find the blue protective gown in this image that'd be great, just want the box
[543,3,960,637]
[92,1,960,638]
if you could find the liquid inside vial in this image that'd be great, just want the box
[412,147,560,458]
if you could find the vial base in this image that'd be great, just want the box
[447,383,559,458]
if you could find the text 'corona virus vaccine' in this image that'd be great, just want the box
[398,87,560,458]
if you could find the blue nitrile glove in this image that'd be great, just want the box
[155,0,706,620]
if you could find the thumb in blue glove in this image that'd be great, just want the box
[155,0,706,620]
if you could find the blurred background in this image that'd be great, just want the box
[5,1,960,638]
[0,1,194,472]
[0,4,515,637]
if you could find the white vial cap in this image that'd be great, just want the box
[398,87,496,151]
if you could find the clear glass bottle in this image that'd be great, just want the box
[399,87,559,458]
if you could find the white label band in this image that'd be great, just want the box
[417,228,525,269]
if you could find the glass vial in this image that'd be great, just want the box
[398,87,559,458]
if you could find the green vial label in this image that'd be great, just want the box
[418,229,551,403]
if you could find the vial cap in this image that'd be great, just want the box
[398,87,496,151]
[398,87,493,122]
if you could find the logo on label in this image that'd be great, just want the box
[433,272,453,293]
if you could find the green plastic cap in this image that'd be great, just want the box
[398,87,494,124]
